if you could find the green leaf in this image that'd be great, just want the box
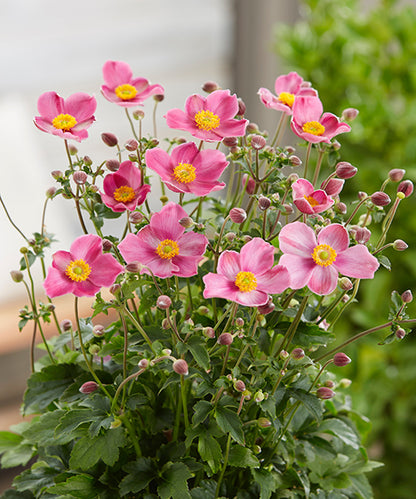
[2,490,34,498]
[13,462,59,492]
[317,418,360,449]
[251,468,282,499]
[290,389,324,421]
[190,479,218,499]
[48,474,97,498]
[22,410,66,446]
[157,461,192,499]
[55,409,101,443]
[349,473,373,499]
[198,433,222,473]
[0,429,34,468]
[228,445,260,469]
[187,335,210,371]
[120,457,157,496]
[215,406,245,445]
[192,400,213,427]
[378,254,391,271]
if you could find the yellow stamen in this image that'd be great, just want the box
[115,84,138,101]
[52,113,77,131]
[235,271,257,293]
[173,163,196,184]
[194,110,220,131]
[156,239,179,259]
[113,185,136,203]
[311,244,337,267]
[65,259,92,282]
[278,91,295,108]
[304,195,319,207]
[302,121,325,136]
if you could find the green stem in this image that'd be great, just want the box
[0,193,28,242]
[123,306,156,352]
[180,375,189,430]
[279,294,309,354]
[215,434,232,498]
[125,108,139,141]
[303,142,312,179]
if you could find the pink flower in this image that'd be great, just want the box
[145,142,228,196]
[203,238,290,307]
[101,60,164,108]
[165,89,248,142]
[43,235,124,298]
[291,96,351,144]
[292,178,334,214]
[100,161,151,212]
[278,222,379,295]
[258,72,317,115]
[34,92,97,142]
[118,202,208,278]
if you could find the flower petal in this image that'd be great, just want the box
[256,264,291,295]
[240,238,275,275]
[43,267,74,298]
[317,224,349,253]
[70,235,103,263]
[64,93,97,123]
[308,265,339,295]
[150,202,186,241]
[217,251,241,280]
[206,89,239,120]
[102,60,133,87]
[88,254,124,287]
[37,92,64,120]
[203,273,238,301]
[278,254,315,289]
[279,221,317,257]
[334,245,379,279]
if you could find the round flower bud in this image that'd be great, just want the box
[324,178,344,197]
[125,139,139,151]
[237,97,246,117]
[225,232,236,243]
[46,186,57,199]
[179,217,194,229]
[234,380,246,392]
[229,207,247,224]
[280,350,289,360]
[257,417,272,428]
[68,144,78,155]
[73,171,88,185]
[242,174,256,195]
[101,132,118,147]
[341,107,359,122]
[291,348,305,360]
[401,289,413,303]
[129,211,144,224]
[246,122,259,134]
[10,270,24,283]
[83,156,92,167]
[282,203,294,215]
[153,93,164,102]
[289,155,302,167]
[79,381,99,394]
[89,344,100,356]
[162,318,170,330]
[162,349,172,356]
[358,191,368,201]
[354,227,371,244]
[258,196,271,211]
[325,380,336,388]
[287,173,299,184]
[133,109,145,120]
[371,191,391,206]
[393,239,408,251]
[257,297,275,315]
[197,306,209,315]
[109,283,121,296]
[202,81,220,93]
[217,332,233,345]
[102,239,113,251]
[358,213,371,226]
[110,418,122,429]
[138,358,149,369]
[338,277,353,291]
[203,327,216,339]
[333,202,347,215]
[333,352,351,367]
[125,261,142,273]
[388,168,405,182]
[61,319,72,332]
[172,359,189,375]
[339,378,352,388]
[332,140,341,151]
[106,159,120,172]
[51,170,63,179]
[242,235,252,244]
[250,134,267,150]
[93,324,105,337]
[235,317,245,327]
[128,153,138,162]
[396,327,406,340]
[335,161,357,179]
[316,387,335,399]
[397,180,414,198]
[157,295,172,310]
[254,390,265,403]
[222,136,238,148]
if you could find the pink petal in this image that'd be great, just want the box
[206,90,239,120]
[203,273,238,301]
[217,251,241,280]
[64,93,97,123]
[72,279,101,297]
[278,254,315,290]
[292,178,314,199]
[150,202,186,241]
[258,88,287,112]
[88,254,124,286]
[70,235,103,263]
[146,257,178,278]
[292,95,323,125]
[117,161,142,188]
[274,72,303,94]
[234,289,269,307]
[37,92,64,120]
[293,198,315,215]
[216,118,247,139]
[52,250,72,272]
[320,113,351,140]
[279,222,317,257]
[317,224,349,253]
[256,264,291,294]
[43,267,74,298]
[171,255,202,277]
[118,229,159,264]
[165,108,195,132]
[308,265,339,295]
[170,142,199,166]
[145,147,173,181]
[102,60,133,87]
[323,178,345,197]
[185,94,206,117]
[133,83,165,101]
[177,231,208,257]
[334,245,379,279]
[187,180,225,196]
[290,121,329,144]
[240,238,275,275]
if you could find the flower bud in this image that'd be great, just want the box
[68,144,78,155]
[371,191,391,206]
[325,380,336,388]
[316,387,335,399]
[287,173,299,184]
[138,358,149,369]
[246,122,259,134]
[324,178,344,196]
[289,155,302,167]
[401,289,413,303]
[133,109,145,120]
[291,348,305,360]
[335,161,357,179]
[395,327,406,340]
[257,417,272,428]
[354,227,371,244]
[258,195,271,211]
[388,168,405,182]
[61,319,72,332]
[179,216,194,229]
[89,344,100,355]
[235,317,244,327]
[93,324,105,337]
[129,211,144,224]
[236,97,246,117]
[339,378,352,388]
[358,213,371,226]
[157,295,172,310]
[197,306,209,316]
[280,350,289,360]
[172,359,189,375]
[225,232,236,243]
[162,318,170,330]
[222,136,238,148]
[153,93,164,102]
[125,261,142,273]
[101,132,118,147]
[102,239,113,251]
[73,171,87,185]
[83,156,92,167]
[234,380,246,392]
[341,107,359,122]
[242,235,252,244]
[217,332,233,345]
[203,326,215,339]
[109,283,121,296]
[229,207,247,224]
[51,170,63,179]
[202,81,220,93]
[242,174,256,194]
[358,191,368,201]
[254,390,265,403]
[257,297,275,315]
[79,381,99,394]
[397,180,414,198]
[106,159,120,172]
[125,139,139,151]
[338,277,353,291]
[333,352,351,367]
[250,134,266,150]
[10,270,24,283]
[393,239,408,251]
[46,186,57,199]
[162,349,172,356]
[282,203,294,215]
[110,418,122,429]
[128,153,138,162]
[332,140,341,151]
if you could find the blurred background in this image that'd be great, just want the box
[0,0,415,496]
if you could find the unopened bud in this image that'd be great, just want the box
[179,217,194,229]
[316,387,335,399]
[358,191,368,201]
[128,153,138,162]
[153,93,164,102]
[325,380,336,388]
[341,107,359,122]
[93,325,105,337]
[73,171,87,185]
[222,136,238,148]
[225,232,236,242]
[287,173,299,184]
[162,318,170,330]
[257,417,272,428]
[198,306,209,315]
[160,195,169,204]
[110,418,122,429]
[138,358,149,369]
[324,178,344,197]
[257,297,275,315]
[339,378,352,388]
[289,155,302,167]
[89,344,100,355]
[235,317,244,327]
[333,352,351,367]
[129,211,144,224]
[280,350,289,360]
[388,168,405,182]
[246,122,259,134]
[393,239,408,251]
[157,295,172,310]
[109,283,121,296]
[396,327,406,340]
[125,261,142,273]
[332,140,341,151]
[125,139,138,151]
[258,195,271,211]
[101,132,118,147]
[242,235,252,244]
[10,270,24,283]
[217,332,233,345]
[51,170,63,179]
[172,359,189,375]
[335,161,357,179]
[358,213,371,226]
[371,191,391,206]
[79,381,99,394]
[229,207,247,224]
[83,156,92,167]
[397,180,414,198]
[254,390,265,403]
[234,380,246,392]
[102,239,113,251]
[338,277,353,291]
[242,174,256,195]
[401,290,413,303]
[46,187,56,199]
[202,81,220,93]
[106,159,120,172]
[61,319,72,332]
[202,326,215,339]
[291,348,305,360]
[250,134,266,150]
[162,349,172,356]
[68,144,78,155]
[354,227,371,244]
[282,203,294,215]
[133,109,145,120]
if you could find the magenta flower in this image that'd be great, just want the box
[118,202,208,278]
[165,89,248,142]
[292,178,334,214]
[203,238,290,307]
[291,96,351,144]
[34,92,97,142]
[278,222,379,295]
[100,161,151,212]
[101,60,164,108]
[145,142,228,196]
[43,235,124,298]
[258,72,317,115]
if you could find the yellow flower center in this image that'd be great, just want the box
[311,244,337,267]
[65,259,92,282]
[278,91,295,108]
[156,239,179,259]
[113,185,136,202]
[173,163,196,184]
[235,271,257,293]
[194,110,220,131]
[115,84,138,100]
[302,121,325,136]
[304,195,319,207]
[52,113,77,131]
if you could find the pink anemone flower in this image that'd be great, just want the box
[165,89,248,142]
[118,202,208,278]
[258,72,317,115]
[34,91,97,142]
[43,235,124,298]
[101,60,164,107]
[100,161,151,212]
[145,141,228,196]
[278,221,379,296]
[203,238,290,307]
[291,96,351,144]
[292,178,334,214]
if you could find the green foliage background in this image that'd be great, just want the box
[275,0,416,497]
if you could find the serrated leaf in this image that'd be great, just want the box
[120,458,157,496]
[290,389,324,421]
[198,433,222,473]
[349,473,373,499]
[47,474,96,498]
[192,400,213,427]
[2,490,34,498]
[228,446,260,469]
[251,468,282,499]
[157,461,192,499]
[22,410,66,446]
[190,479,217,499]
[12,462,59,492]
[187,336,210,371]
[215,406,245,445]
[317,418,360,449]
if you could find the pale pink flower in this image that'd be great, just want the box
[145,142,228,196]
[291,96,351,144]
[278,222,379,295]
[100,161,151,212]
[258,72,317,115]
[43,235,124,298]
[203,238,290,307]
[292,178,334,214]
[118,202,208,278]
[101,60,164,107]
[165,89,248,142]
[34,92,97,142]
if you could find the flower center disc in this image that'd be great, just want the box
[113,185,136,202]
[304,195,319,207]
[52,113,78,131]
[65,259,92,282]
[194,110,220,131]
[302,121,325,136]
[278,91,295,108]
[311,244,337,267]
[156,239,179,259]
[115,84,138,100]
[173,163,196,184]
[235,271,257,292]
